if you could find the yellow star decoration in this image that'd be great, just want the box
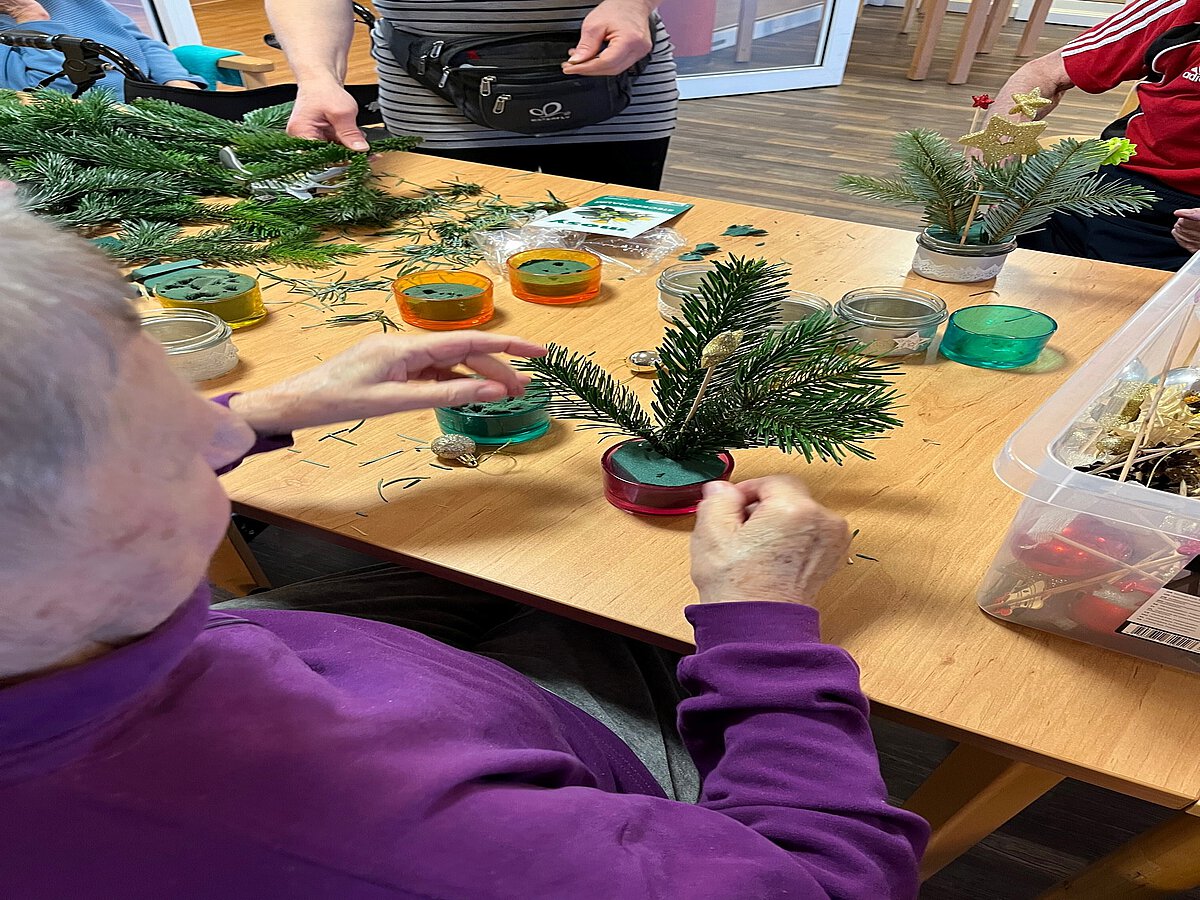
[959,116,1047,165]
[1008,87,1053,118]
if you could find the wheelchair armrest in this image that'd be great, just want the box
[215,54,275,73]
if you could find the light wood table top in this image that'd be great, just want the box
[212,154,1200,808]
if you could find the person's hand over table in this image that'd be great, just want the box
[1173,208,1200,253]
[287,82,370,151]
[562,0,654,77]
[0,0,49,22]
[165,80,202,89]
[690,477,850,606]
[227,332,546,436]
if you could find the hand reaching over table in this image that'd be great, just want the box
[227,332,547,436]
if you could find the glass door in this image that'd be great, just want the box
[140,0,202,45]
[658,0,860,99]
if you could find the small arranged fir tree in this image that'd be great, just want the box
[526,257,903,466]
[838,124,1155,245]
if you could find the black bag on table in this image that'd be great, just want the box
[380,20,650,135]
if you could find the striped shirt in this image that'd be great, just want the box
[1059,0,1200,194]
[370,1,677,148]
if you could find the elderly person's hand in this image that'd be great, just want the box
[1173,208,1200,254]
[0,0,48,22]
[690,477,850,606]
[165,80,202,89]
[562,0,654,77]
[227,332,546,436]
[288,83,370,151]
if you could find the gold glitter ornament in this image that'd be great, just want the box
[959,117,1047,164]
[700,330,744,368]
[431,433,479,467]
[1008,87,1053,119]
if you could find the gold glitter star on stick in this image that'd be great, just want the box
[959,116,1047,165]
[1008,87,1053,119]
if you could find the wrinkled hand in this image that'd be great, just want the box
[227,332,547,435]
[288,81,368,150]
[0,0,49,22]
[1173,209,1200,253]
[690,477,850,606]
[562,0,653,76]
[165,79,202,89]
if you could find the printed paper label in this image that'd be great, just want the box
[1118,587,1200,655]
[529,195,692,237]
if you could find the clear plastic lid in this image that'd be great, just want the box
[994,256,1200,538]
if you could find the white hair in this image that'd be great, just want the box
[0,196,139,567]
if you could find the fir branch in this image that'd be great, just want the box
[523,345,657,444]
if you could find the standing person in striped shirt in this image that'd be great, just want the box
[265,0,677,189]
[988,0,1200,271]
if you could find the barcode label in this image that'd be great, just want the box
[1118,623,1200,652]
[1119,587,1200,656]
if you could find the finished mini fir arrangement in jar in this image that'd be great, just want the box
[140,309,238,382]
[835,287,948,358]
[151,268,267,329]
[507,249,601,305]
[393,271,495,330]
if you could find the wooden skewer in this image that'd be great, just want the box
[1092,440,1200,475]
[1117,299,1199,483]
[982,549,1185,613]
[959,193,983,246]
[1052,533,1173,582]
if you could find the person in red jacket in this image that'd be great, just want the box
[992,0,1200,270]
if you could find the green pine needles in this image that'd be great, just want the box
[0,89,442,267]
[525,257,904,463]
[838,129,1155,243]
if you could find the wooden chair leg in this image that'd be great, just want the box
[899,0,922,35]
[948,0,996,84]
[906,0,949,80]
[903,742,1064,879]
[1016,0,1053,57]
[1038,806,1200,898]
[979,0,1010,54]
[735,0,759,63]
[208,522,271,598]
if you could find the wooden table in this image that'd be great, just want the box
[211,154,1200,892]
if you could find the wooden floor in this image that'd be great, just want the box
[194,4,1198,896]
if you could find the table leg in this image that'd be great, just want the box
[948,0,995,84]
[906,0,949,81]
[899,0,922,35]
[1016,0,1053,57]
[1038,805,1200,898]
[903,742,1064,879]
[209,522,271,597]
[979,0,1011,54]
[735,0,759,63]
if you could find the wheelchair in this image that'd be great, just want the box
[0,3,382,126]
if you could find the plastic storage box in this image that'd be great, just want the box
[982,257,1200,672]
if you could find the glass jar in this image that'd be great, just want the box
[601,440,735,516]
[394,270,495,330]
[434,383,551,445]
[911,228,1018,284]
[834,287,949,358]
[141,309,238,382]
[507,248,602,305]
[773,291,832,329]
[151,268,267,329]
[657,262,714,322]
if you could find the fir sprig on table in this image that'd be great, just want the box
[525,257,904,462]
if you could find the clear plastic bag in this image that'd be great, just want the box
[470,217,686,277]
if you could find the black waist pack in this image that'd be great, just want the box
[381,20,650,135]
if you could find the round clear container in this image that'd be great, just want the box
[141,309,238,382]
[657,262,714,322]
[773,291,832,329]
[834,287,948,358]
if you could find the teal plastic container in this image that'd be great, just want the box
[434,383,551,445]
[940,304,1057,369]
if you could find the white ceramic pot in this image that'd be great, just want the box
[911,228,1017,284]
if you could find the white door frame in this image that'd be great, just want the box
[144,0,202,46]
[678,0,861,100]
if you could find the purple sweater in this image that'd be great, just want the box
[0,450,927,898]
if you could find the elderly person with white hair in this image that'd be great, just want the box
[0,200,926,899]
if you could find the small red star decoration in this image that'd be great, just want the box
[972,94,994,109]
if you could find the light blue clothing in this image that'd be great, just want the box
[0,0,204,97]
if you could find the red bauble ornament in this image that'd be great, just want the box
[1014,535,1109,578]
[1069,593,1133,633]
[1060,515,1135,561]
